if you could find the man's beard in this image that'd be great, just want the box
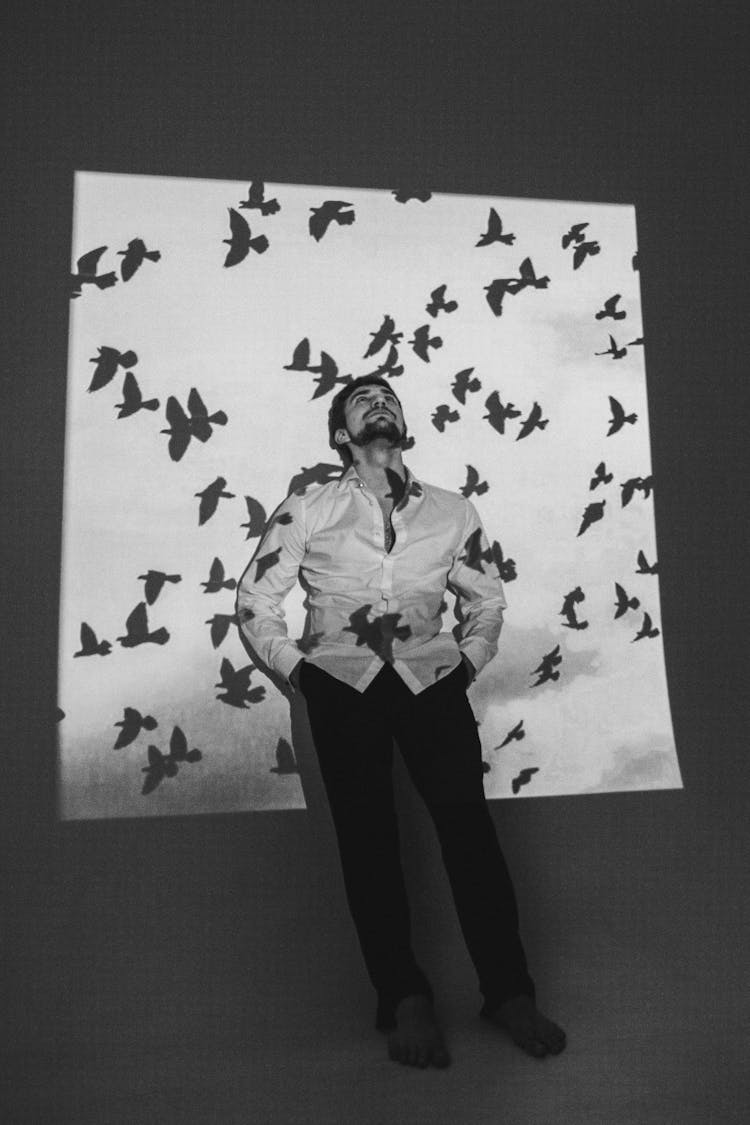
[350,416,404,448]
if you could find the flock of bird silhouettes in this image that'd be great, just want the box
[68,182,658,797]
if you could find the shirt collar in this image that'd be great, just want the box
[336,462,421,493]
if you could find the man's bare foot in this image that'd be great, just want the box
[387,995,451,1068]
[486,994,567,1057]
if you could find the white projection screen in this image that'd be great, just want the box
[58,171,681,820]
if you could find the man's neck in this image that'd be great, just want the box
[350,450,407,499]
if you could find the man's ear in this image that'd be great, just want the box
[334,428,350,446]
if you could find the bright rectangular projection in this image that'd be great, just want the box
[58,171,681,819]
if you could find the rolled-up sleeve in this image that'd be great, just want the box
[446,500,507,678]
[235,491,307,683]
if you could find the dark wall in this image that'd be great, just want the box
[3,0,748,1055]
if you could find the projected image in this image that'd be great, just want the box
[58,172,680,819]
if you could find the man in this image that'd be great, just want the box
[236,375,566,1068]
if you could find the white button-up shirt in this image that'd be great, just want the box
[236,463,507,694]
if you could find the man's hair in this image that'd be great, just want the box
[327,375,408,463]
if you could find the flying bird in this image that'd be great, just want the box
[310,352,353,399]
[589,461,613,489]
[240,496,268,539]
[632,612,660,641]
[483,278,516,316]
[117,238,161,282]
[410,324,443,361]
[201,556,236,594]
[459,464,489,498]
[476,208,516,247]
[88,346,138,392]
[628,336,644,346]
[572,240,601,269]
[161,392,227,462]
[431,404,460,432]
[115,371,159,418]
[636,550,658,575]
[215,657,266,707]
[141,745,178,794]
[223,208,269,266]
[560,586,589,630]
[270,737,299,775]
[70,246,117,297]
[255,545,283,583]
[343,605,411,662]
[74,622,111,657]
[363,344,405,380]
[595,334,627,360]
[284,338,313,370]
[516,402,548,441]
[309,200,355,241]
[186,388,228,442]
[238,180,280,215]
[392,190,432,203]
[113,707,158,750]
[512,767,539,794]
[287,463,343,495]
[614,582,640,618]
[483,539,517,582]
[607,396,638,436]
[451,368,482,404]
[137,570,182,605]
[205,612,239,649]
[117,602,170,648]
[425,285,458,317]
[531,645,562,687]
[515,257,550,290]
[195,477,235,526]
[562,222,589,248]
[494,720,525,749]
[577,500,606,536]
[483,390,521,434]
[595,294,626,320]
[167,724,203,764]
[364,315,403,358]
[621,475,654,507]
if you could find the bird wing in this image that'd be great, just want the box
[224,208,250,266]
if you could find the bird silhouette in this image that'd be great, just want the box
[516,402,548,441]
[484,539,517,582]
[238,180,280,215]
[113,707,158,750]
[632,613,660,641]
[426,285,458,317]
[117,238,161,282]
[115,371,159,418]
[628,336,644,346]
[74,622,111,657]
[343,605,411,662]
[364,315,403,358]
[589,461,613,490]
[636,550,658,575]
[595,294,626,320]
[483,390,521,434]
[161,391,227,462]
[309,352,353,399]
[363,344,405,380]
[117,603,170,647]
[309,200,355,241]
[215,657,266,707]
[512,767,539,794]
[483,278,516,316]
[185,388,228,442]
[431,404,460,432]
[205,611,239,649]
[476,208,516,247]
[620,475,654,507]
[284,338,313,370]
[577,500,606,536]
[70,246,117,297]
[141,745,178,794]
[201,556,237,594]
[195,477,235,526]
[595,334,627,360]
[223,208,269,266]
[459,464,489,498]
[392,190,431,203]
[531,645,562,687]
[494,719,525,749]
[270,737,299,774]
[287,463,343,495]
[410,325,443,361]
[614,582,640,619]
[458,529,515,580]
[254,545,282,583]
[562,223,588,249]
[607,396,638,436]
[167,724,203,764]
[240,496,268,539]
[515,257,550,290]
[572,240,600,269]
[137,570,182,606]
[88,346,138,392]
[451,368,482,404]
[560,586,588,630]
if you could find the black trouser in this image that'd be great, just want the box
[299,659,536,1030]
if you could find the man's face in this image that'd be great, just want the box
[340,383,405,451]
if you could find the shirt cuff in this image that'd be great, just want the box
[275,645,306,684]
[459,640,489,680]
